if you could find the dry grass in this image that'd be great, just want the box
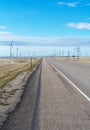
[0,58,40,89]
[67,56,90,63]
[55,56,90,63]
[78,56,90,63]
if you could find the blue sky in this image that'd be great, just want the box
[0,0,90,56]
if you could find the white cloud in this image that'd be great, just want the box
[0,26,7,29]
[57,1,79,7]
[57,2,64,5]
[0,31,13,40]
[88,18,90,20]
[67,2,79,7]
[0,31,11,35]
[0,31,90,47]
[86,3,90,6]
[57,1,90,7]
[66,22,90,30]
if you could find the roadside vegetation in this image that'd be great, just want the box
[55,56,90,63]
[77,56,90,63]
[0,58,40,89]
[0,58,40,107]
[0,58,40,128]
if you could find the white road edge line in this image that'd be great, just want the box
[49,62,90,102]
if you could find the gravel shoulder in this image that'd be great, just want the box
[0,62,41,130]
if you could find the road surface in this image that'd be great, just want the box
[47,58,90,97]
[0,58,90,130]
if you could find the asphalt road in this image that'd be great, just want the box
[47,58,90,98]
[37,58,90,130]
[0,58,90,130]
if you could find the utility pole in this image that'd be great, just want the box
[59,49,61,57]
[54,49,56,57]
[68,50,70,58]
[16,45,19,57]
[77,46,80,60]
[31,57,32,70]
[9,41,13,58]
[62,51,64,58]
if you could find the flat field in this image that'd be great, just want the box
[55,56,90,63]
[77,56,90,63]
[0,58,40,89]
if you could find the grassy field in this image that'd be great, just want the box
[67,56,90,63]
[0,58,40,89]
[77,56,90,63]
[55,56,90,63]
